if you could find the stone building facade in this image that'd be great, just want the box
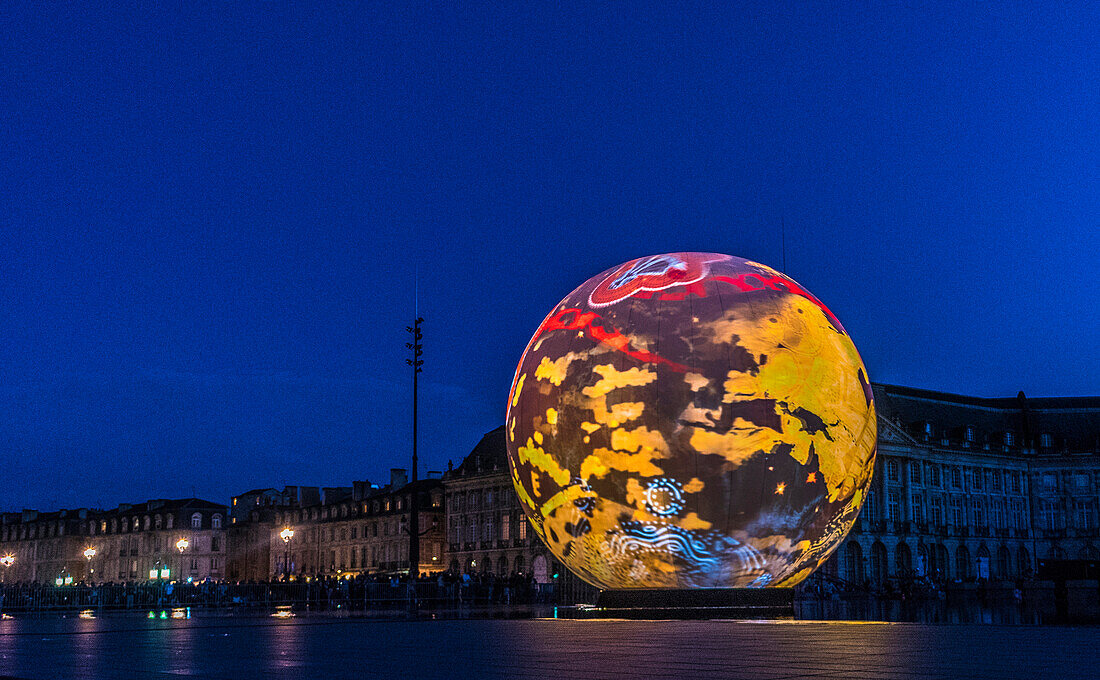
[0,499,228,584]
[443,427,599,601]
[227,486,320,582]
[821,384,1100,587]
[0,509,93,584]
[443,427,552,579]
[269,472,446,578]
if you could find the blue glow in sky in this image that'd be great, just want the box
[1,3,1097,509]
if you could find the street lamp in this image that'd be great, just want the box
[176,537,189,581]
[83,547,97,583]
[279,528,295,579]
[1,554,13,583]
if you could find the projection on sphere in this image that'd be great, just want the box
[506,253,876,589]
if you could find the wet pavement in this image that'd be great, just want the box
[0,612,1097,679]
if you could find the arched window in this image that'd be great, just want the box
[497,556,508,575]
[514,555,525,574]
[893,541,911,578]
[154,515,162,529]
[997,546,1012,579]
[820,553,839,578]
[532,555,548,583]
[844,542,863,583]
[976,545,991,579]
[143,516,151,530]
[870,542,887,584]
[956,545,971,580]
[191,513,202,529]
[212,514,222,529]
[167,515,174,529]
[1017,546,1031,576]
[133,517,140,531]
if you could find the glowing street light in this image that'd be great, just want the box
[280,528,295,578]
[1,554,13,584]
[176,537,189,581]
[83,546,97,583]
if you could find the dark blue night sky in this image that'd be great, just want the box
[2,3,1097,510]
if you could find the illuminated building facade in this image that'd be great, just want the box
[444,427,602,599]
[227,486,317,581]
[0,509,94,584]
[824,385,1100,587]
[269,471,446,578]
[0,499,227,584]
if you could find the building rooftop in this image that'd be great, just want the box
[874,383,1100,453]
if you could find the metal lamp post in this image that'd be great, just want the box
[280,527,295,579]
[83,547,97,583]
[176,537,189,581]
[405,317,424,578]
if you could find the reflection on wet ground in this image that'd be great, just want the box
[1,611,1098,680]
[796,595,1048,624]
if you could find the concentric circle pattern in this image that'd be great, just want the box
[506,253,876,589]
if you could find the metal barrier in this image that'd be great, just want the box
[0,579,560,614]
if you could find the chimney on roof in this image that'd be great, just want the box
[390,468,408,488]
[1017,390,1032,449]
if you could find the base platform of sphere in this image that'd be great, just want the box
[559,587,795,619]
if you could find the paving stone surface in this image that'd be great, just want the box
[0,614,1096,679]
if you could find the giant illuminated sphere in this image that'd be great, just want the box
[506,253,876,589]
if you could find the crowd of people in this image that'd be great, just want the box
[0,570,557,613]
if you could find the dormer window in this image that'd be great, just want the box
[1004,431,1014,447]
[965,426,975,443]
[923,422,933,439]
[1040,433,1052,449]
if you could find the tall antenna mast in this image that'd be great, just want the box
[405,282,424,579]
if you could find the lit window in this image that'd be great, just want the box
[191,513,202,529]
